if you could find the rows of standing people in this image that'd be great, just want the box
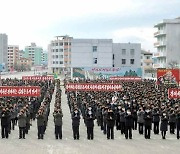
[66,79,180,140]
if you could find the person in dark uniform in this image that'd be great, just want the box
[106,109,116,139]
[1,108,10,139]
[160,112,168,139]
[72,108,80,140]
[120,108,126,135]
[169,109,176,134]
[144,108,152,139]
[176,110,180,139]
[85,106,95,140]
[103,107,108,134]
[53,108,63,139]
[36,109,45,139]
[152,108,160,135]
[125,109,133,139]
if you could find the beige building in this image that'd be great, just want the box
[48,35,72,74]
[141,50,154,78]
[7,45,19,71]
[16,57,32,71]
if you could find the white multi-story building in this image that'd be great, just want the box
[113,43,141,68]
[71,39,113,67]
[153,17,180,68]
[7,45,19,70]
[0,33,8,70]
[48,35,72,74]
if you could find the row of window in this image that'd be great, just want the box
[122,49,135,55]
[122,59,135,65]
[52,61,63,64]
[52,55,64,59]
[52,42,71,46]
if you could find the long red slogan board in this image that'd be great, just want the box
[0,86,41,97]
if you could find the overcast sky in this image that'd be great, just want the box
[0,0,180,52]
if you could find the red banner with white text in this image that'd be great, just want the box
[22,76,54,81]
[0,86,41,97]
[66,83,122,91]
[109,77,142,81]
[168,88,180,99]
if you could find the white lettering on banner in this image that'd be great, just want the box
[32,89,38,94]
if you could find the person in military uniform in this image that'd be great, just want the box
[72,108,80,140]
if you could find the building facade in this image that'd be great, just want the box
[16,57,32,71]
[48,35,72,74]
[7,45,19,71]
[24,43,43,66]
[42,52,48,66]
[71,39,113,67]
[141,50,154,78]
[0,33,8,71]
[113,43,141,68]
[153,17,180,68]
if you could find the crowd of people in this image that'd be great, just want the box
[0,78,55,139]
[66,78,180,140]
[0,77,180,141]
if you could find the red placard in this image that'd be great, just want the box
[0,86,41,97]
[22,76,54,80]
[157,69,180,85]
[66,83,122,91]
[109,76,142,81]
[168,88,180,99]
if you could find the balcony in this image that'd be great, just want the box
[153,63,166,68]
[154,30,166,37]
[143,59,153,63]
[153,52,166,57]
[154,41,166,47]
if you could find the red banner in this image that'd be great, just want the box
[66,83,122,91]
[22,76,54,80]
[168,88,180,99]
[109,77,142,81]
[0,86,41,97]
[157,69,180,85]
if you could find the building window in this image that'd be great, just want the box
[60,61,63,64]
[56,61,58,64]
[64,42,68,46]
[130,49,135,55]
[60,43,63,46]
[130,59,135,64]
[122,49,126,55]
[56,49,58,52]
[60,49,63,52]
[93,58,97,64]
[146,56,150,59]
[122,59,126,64]
[141,62,143,66]
[53,61,55,64]
[56,43,58,46]
[56,55,58,58]
[93,46,97,52]
[60,55,63,58]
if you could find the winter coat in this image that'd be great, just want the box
[72,112,80,127]
[120,112,125,123]
[160,116,168,131]
[176,114,180,128]
[1,111,10,126]
[106,112,116,127]
[137,111,144,123]
[144,112,152,127]
[125,113,133,127]
[169,113,176,123]
[18,113,27,127]
[85,113,95,127]
[53,112,63,126]
[153,112,160,123]
[36,114,45,126]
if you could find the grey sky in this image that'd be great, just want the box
[0,0,179,52]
